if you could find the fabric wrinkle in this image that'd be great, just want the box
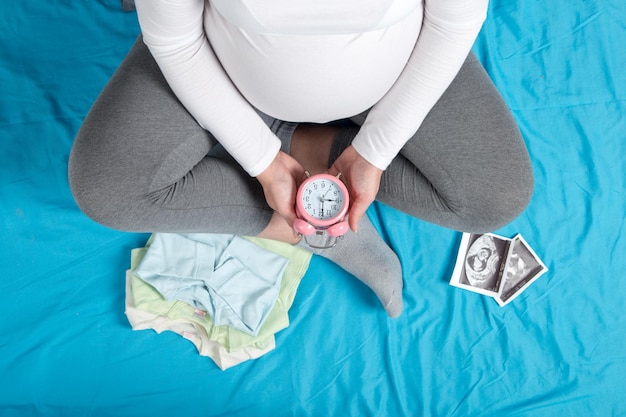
[126,234,311,368]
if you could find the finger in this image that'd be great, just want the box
[276,200,297,228]
[285,206,297,227]
[348,197,368,232]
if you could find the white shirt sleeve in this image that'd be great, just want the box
[134,0,281,177]
[351,0,489,171]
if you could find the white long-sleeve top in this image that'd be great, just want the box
[134,0,488,176]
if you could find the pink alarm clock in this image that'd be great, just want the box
[294,173,350,248]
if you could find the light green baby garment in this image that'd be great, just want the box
[126,235,311,353]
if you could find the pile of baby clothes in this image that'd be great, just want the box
[125,233,311,370]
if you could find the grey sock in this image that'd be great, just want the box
[298,214,404,317]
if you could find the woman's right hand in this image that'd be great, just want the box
[256,151,307,228]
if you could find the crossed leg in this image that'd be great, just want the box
[69,38,531,318]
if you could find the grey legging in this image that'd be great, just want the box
[69,37,533,235]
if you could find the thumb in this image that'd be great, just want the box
[348,197,368,232]
[275,191,298,228]
[282,206,297,228]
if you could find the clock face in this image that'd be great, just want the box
[299,176,347,221]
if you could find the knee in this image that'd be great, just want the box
[68,145,131,231]
[458,159,535,233]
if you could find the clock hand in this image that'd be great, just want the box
[321,188,336,207]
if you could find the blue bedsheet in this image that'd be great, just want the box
[1,0,625,416]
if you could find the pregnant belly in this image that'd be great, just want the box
[206,6,421,122]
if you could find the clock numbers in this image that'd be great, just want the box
[300,178,346,220]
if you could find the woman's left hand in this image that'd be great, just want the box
[328,145,383,232]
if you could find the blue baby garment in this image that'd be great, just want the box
[135,233,288,336]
